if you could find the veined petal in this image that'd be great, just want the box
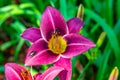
[25,38,60,66]
[62,33,95,58]
[64,33,95,46]
[27,38,48,55]
[67,18,84,33]
[21,28,41,43]
[54,58,71,70]
[54,58,72,80]
[35,66,64,80]
[5,63,32,80]
[5,63,24,80]
[25,49,60,66]
[40,6,68,41]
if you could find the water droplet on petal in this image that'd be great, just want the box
[29,51,36,57]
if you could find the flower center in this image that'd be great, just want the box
[21,69,32,80]
[48,31,67,54]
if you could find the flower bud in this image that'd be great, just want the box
[77,4,84,21]
[108,67,119,80]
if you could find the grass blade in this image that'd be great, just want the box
[0,39,18,51]
[96,43,111,80]
[14,39,25,61]
[116,0,120,19]
[105,0,113,27]
[59,0,67,20]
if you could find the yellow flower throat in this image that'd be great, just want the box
[48,32,67,54]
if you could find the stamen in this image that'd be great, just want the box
[48,31,67,54]
[21,69,32,80]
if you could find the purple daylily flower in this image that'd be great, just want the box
[5,63,64,80]
[21,6,95,66]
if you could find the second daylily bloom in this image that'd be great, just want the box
[5,63,64,80]
[5,63,32,80]
[21,6,95,66]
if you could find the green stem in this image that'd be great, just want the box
[96,43,111,80]
[14,39,24,61]
[77,61,92,80]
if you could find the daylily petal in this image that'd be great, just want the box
[54,58,71,70]
[58,70,71,80]
[67,18,84,33]
[5,63,24,80]
[35,66,64,80]
[34,73,41,80]
[40,6,68,41]
[21,28,41,43]
[54,58,72,80]
[25,38,60,66]
[27,38,48,55]
[62,33,95,58]
[5,63,32,80]
[25,49,60,66]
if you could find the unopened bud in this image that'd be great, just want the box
[108,67,119,80]
[77,4,84,21]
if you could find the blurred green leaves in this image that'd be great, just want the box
[0,3,41,26]
[85,8,120,61]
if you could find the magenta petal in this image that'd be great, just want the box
[35,66,64,80]
[54,58,71,70]
[67,18,84,33]
[21,28,41,43]
[34,73,41,80]
[25,39,60,66]
[25,49,60,66]
[54,58,72,80]
[40,6,68,41]
[5,63,30,80]
[58,70,71,80]
[27,38,47,55]
[62,33,96,58]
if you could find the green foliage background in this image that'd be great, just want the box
[0,0,120,80]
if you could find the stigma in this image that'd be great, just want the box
[48,31,67,54]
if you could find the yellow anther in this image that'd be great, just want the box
[48,32,67,54]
